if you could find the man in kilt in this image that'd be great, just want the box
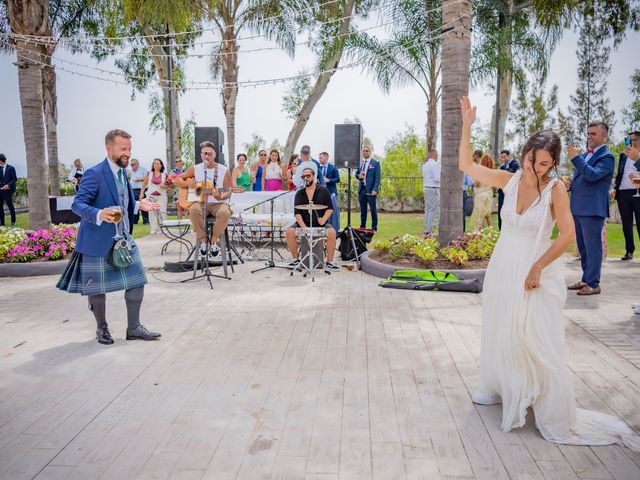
[57,129,161,345]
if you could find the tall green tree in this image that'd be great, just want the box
[568,14,615,141]
[344,0,442,152]
[439,0,473,244]
[6,0,51,229]
[622,68,640,129]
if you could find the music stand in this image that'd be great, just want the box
[250,189,295,274]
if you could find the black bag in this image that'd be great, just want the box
[464,195,474,216]
[338,227,374,261]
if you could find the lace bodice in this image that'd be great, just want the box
[501,170,557,239]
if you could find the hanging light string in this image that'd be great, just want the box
[4,0,344,44]
[0,0,462,52]
[9,16,466,92]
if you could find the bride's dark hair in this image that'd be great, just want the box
[520,130,561,202]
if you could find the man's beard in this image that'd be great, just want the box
[305,179,314,188]
[115,155,129,168]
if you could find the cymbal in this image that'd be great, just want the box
[295,203,326,211]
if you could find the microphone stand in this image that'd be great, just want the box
[250,188,298,274]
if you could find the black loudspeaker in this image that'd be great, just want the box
[195,127,225,165]
[334,124,362,169]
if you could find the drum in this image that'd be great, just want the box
[297,227,326,269]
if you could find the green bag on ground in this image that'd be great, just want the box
[379,269,482,293]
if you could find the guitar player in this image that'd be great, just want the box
[174,141,233,257]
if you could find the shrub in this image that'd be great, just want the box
[440,244,469,266]
[389,234,421,258]
[0,227,27,260]
[5,226,77,263]
[371,239,391,253]
[59,182,76,196]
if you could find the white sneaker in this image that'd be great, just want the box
[472,391,502,405]
[209,242,220,257]
[199,242,207,256]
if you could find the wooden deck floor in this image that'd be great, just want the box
[1,235,640,480]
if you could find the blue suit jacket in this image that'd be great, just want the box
[320,163,340,196]
[0,164,17,193]
[72,158,136,257]
[613,153,640,192]
[569,146,615,218]
[355,159,381,194]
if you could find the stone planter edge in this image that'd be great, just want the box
[0,259,68,277]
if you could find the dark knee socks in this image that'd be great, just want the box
[88,287,144,330]
[88,294,107,328]
[124,286,144,330]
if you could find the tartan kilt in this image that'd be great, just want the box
[56,240,147,296]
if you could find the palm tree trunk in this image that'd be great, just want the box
[42,45,60,196]
[489,67,513,158]
[145,32,182,169]
[426,46,439,152]
[220,25,238,170]
[16,40,51,229]
[283,0,356,162]
[439,0,472,245]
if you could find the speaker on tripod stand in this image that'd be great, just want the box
[334,124,372,266]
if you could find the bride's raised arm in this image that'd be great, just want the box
[459,97,512,189]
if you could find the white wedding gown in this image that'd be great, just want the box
[476,170,640,450]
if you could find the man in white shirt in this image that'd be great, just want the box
[612,130,640,260]
[128,158,148,225]
[422,149,440,233]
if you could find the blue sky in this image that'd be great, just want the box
[0,20,638,177]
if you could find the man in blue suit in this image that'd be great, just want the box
[0,153,17,226]
[57,129,161,344]
[497,149,520,230]
[318,151,340,196]
[567,122,616,296]
[612,130,640,260]
[355,145,381,231]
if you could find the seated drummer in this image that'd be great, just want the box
[286,166,339,270]
[173,141,232,257]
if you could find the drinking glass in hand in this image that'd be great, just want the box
[109,206,123,223]
[631,173,640,198]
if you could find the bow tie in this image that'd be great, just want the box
[586,148,595,154]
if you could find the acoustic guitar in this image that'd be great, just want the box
[177,181,244,210]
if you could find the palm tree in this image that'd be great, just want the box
[6,0,51,229]
[208,0,302,169]
[344,0,441,151]
[439,0,472,245]
[93,0,204,171]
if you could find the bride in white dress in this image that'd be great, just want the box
[458,97,640,450]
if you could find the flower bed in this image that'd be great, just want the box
[2,226,77,263]
[370,227,498,270]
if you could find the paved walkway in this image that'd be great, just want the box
[1,234,640,480]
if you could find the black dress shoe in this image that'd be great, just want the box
[622,252,633,261]
[96,326,114,345]
[126,325,161,340]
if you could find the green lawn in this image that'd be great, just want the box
[12,211,638,259]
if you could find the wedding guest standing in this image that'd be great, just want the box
[170,156,187,220]
[469,155,495,231]
[0,153,17,227]
[287,154,299,190]
[318,151,340,196]
[57,129,161,345]
[67,158,84,192]
[498,149,520,229]
[264,150,284,191]
[567,122,616,296]
[612,130,640,260]
[355,145,381,231]
[140,158,168,235]
[128,158,148,225]
[251,150,267,191]
[232,153,252,191]
[422,149,440,233]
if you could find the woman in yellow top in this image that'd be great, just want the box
[469,154,495,231]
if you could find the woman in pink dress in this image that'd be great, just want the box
[264,149,285,191]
